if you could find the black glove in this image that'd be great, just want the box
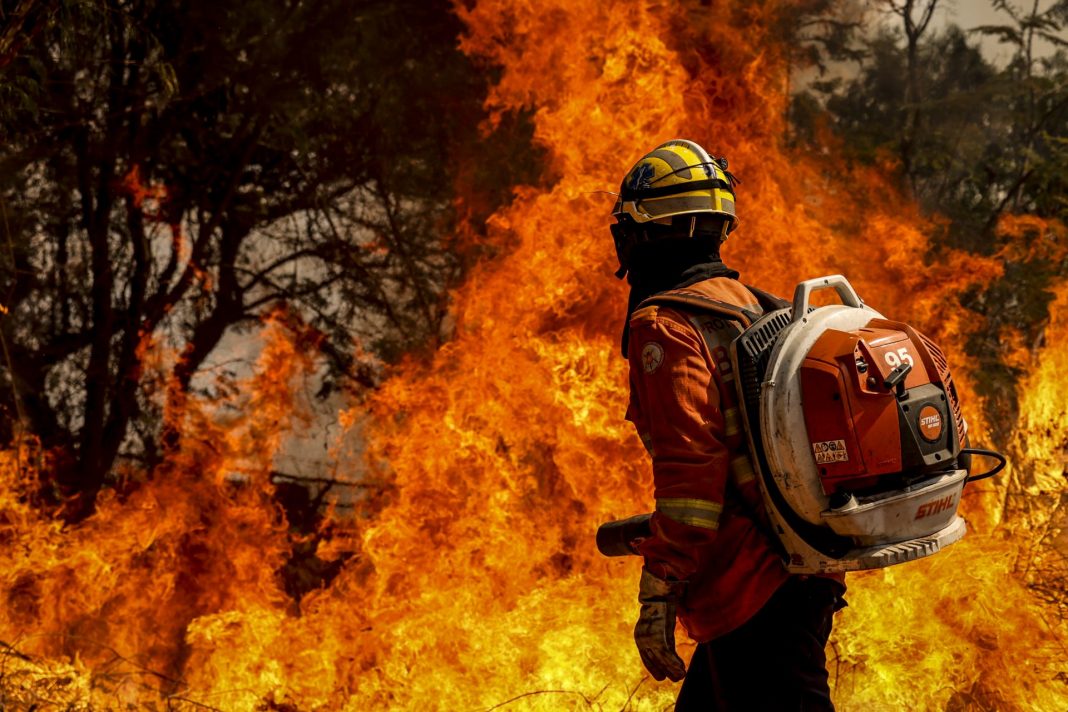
[634,567,687,682]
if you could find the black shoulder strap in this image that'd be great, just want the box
[637,289,761,327]
[638,284,789,327]
[744,284,791,312]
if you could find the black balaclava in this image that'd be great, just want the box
[620,234,738,356]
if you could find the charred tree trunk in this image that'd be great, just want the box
[889,0,939,196]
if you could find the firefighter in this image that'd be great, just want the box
[611,139,847,710]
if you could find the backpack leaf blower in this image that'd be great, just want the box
[598,275,1005,573]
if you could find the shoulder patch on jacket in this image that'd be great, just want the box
[641,341,665,373]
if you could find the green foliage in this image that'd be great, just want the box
[973,0,1068,52]
[794,6,1068,230]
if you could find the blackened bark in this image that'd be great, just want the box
[173,224,248,391]
[892,0,939,195]
[65,3,126,520]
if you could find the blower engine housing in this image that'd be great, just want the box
[733,275,970,572]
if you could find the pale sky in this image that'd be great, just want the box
[794,1,1065,88]
[920,0,1065,64]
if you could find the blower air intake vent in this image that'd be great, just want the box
[861,521,964,567]
[922,334,949,372]
[917,332,966,444]
[741,310,795,360]
[737,309,794,426]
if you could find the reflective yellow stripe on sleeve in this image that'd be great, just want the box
[729,454,756,486]
[656,497,722,530]
[723,407,742,437]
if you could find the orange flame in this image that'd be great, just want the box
[2,1,1067,710]
[120,164,209,293]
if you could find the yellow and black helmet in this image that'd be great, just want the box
[610,139,739,279]
[612,139,738,228]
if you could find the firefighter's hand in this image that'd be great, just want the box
[634,567,687,682]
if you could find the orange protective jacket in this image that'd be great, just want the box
[625,276,790,642]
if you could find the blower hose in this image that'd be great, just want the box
[960,448,1007,483]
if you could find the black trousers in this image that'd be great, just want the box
[675,576,846,712]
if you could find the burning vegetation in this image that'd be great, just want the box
[1,0,1067,710]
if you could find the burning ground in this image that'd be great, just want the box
[2,0,1067,710]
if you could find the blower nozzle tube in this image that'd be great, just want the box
[596,513,653,557]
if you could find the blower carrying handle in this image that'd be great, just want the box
[791,275,865,323]
[961,448,1007,483]
[596,513,652,557]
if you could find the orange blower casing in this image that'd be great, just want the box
[799,319,966,497]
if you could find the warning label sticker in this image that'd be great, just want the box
[812,440,849,464]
